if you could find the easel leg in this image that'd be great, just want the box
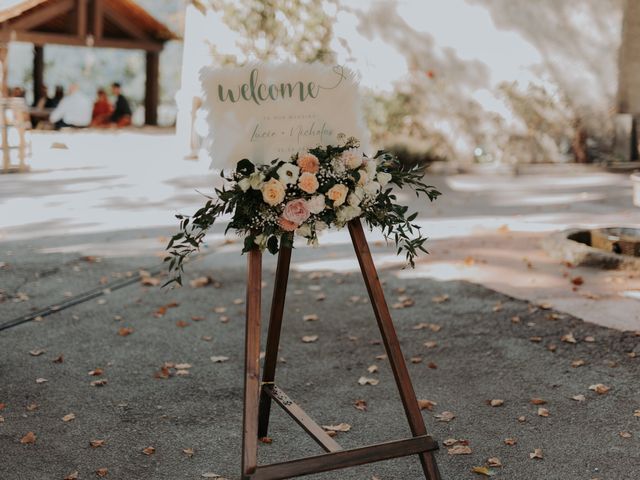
[242,249,263,478]
[258,245,293,438]
[348,219,441,480]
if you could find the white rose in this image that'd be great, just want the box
[347,192,362,207]
[276,163,300,185]
[315,220,328,231]
[295,223,312,238]
[336,205,362,225]
[340,149,363,170]
[376,171,392,187]
[364,159,377,175]
[364,181,381,197]
[238,178,251,192]
[307,194,326,214]
[249,171,265,189]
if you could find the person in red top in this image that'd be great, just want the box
[91,88,113,127]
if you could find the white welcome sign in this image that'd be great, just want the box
[200,63,369,170]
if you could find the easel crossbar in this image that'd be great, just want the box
[263,384,342,453]
[248,435,439,480]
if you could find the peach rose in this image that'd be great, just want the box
[297,153,320,173]
[298,172,319,194]
[261,178,286,206]
[282,198,310,225]
[327,184,348,206]
[278,217,297,232]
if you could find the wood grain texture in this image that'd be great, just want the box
[242,249,263,476]
[348,218,441,480]
[264,384,342,453]
[249,435,438,480]
[257,245,292,438]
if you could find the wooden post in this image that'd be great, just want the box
[144,50,159,126]
[0,42,8,98]
[242,249,263,477]
[33,45,44,104]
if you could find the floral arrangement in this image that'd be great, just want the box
[165,139,440,286]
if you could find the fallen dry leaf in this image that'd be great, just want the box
[424,341,438,349]
[259,437,273,444]
[301,335,319,343]
[176,320,190,328]
[487,457,502,467]
[367,365,379,374]
[91,379,108,387]
[96,468,108,477]
[589,384,611,395]
[62,413,76,422]
[529,448,543,460]
[448,444,472,455]
[492,301,504,312]
[303,314,319,322]
[64,471,79,480]
[182,447,195,457]
[210,356,229,363]
[26,403,38,411]
[175,363,191,370]
[431,294,449,304]
[471,466,495,476]
[529,336,542,343]
[620,431,632,438]
[504,438,517,446]
[571,359,586,368]
[29,349,45,356]
[52,354,64,364]
[358,376,379,386]
[20,431,36,444]
[530,398,547,405]
[90,439,106,448]
[89,368,104,376]
[322,423,351,433]
[142,446,156,455]
[418,399,437,411]
[571,276,584,286]
[634,409,640,417]
[411,356,423,364]
[189,276,217,288]
[154,301,180,317]
[561,333,577,344]
[517,416,527,423]
[201,474,228,479]
[537,407,550,417]
[572,394,586,402]
[118,327,134,337]
[489,399,504,407]
[435,411,455,422]
[584,336,595,343]
[354,399,368,412]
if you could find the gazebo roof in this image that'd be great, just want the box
[0,0,178,51]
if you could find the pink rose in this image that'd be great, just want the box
[297,153,320,173]
[282,198,310,225]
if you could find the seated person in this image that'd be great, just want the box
[32,85,50,110]
[49,84,92,129]
[109,82,132,127]
[91,88,113,126]
[50,85,64,109]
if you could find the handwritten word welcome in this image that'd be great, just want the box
[217,67,346,105]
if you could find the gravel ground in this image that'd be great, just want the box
[1,232,639,480]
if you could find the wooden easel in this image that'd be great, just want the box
[241,218,441,480]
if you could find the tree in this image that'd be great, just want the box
[197,0,339,65]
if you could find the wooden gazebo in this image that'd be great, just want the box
[0,0,177,125]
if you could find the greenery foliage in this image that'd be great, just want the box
[164,139,440,286]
